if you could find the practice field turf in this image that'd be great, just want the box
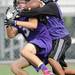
[0,64,75,75]
[0,64,50,75]
[0,64,39,75]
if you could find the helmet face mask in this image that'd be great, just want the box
[13,0,30,12]
[17,0,26,10]
[13,0,58,12]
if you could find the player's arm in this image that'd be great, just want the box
[16,18,38,29]
[6,18,38,29]
[20,2,60,18]
[6,26,18,38]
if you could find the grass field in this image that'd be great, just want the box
[0,63,75,75]
[0,64,39,75]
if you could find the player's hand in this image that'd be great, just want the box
[4,19,16,26]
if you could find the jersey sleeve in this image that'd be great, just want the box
[19,2,61,18]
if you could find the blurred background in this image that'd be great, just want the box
[0,0,75,75]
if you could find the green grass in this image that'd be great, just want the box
[0,64,12,75]
[0,64,39,75]
[0,64,75,75]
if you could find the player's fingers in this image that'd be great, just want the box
[64,68,75,75]
[48,58,65,75]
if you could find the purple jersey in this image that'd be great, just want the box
[14,16,52,65]
[46,16,69,40]
[46,3,70,40]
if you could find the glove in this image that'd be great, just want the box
[4,19,16,26]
